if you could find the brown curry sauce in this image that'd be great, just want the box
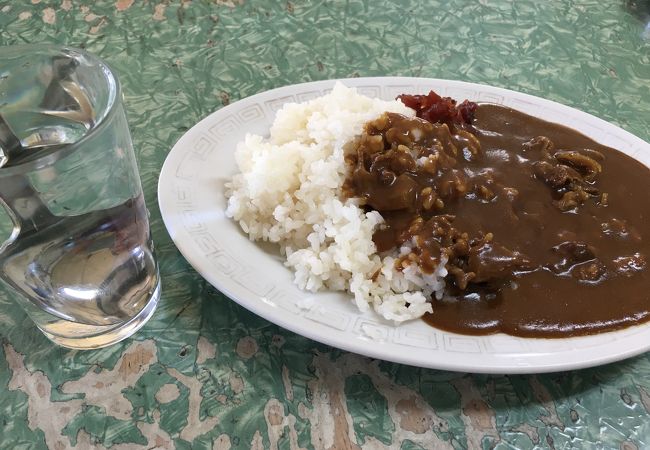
[347,94,650,338]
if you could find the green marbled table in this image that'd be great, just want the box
[2,1,650,448]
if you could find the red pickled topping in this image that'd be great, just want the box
[397,91,478,125]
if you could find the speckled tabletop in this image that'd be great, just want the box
[2,1,650,449]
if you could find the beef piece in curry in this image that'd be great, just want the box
[345,91,650,337]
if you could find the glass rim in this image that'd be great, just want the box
[0,44,123,176]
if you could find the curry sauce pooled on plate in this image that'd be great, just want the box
[346,91,650,338]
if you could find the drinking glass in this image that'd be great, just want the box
[0,44,160,349]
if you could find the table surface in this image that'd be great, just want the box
[2,1,650,449]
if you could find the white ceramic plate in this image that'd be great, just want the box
[158,77,650,373]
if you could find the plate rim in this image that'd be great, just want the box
[158,76,650,373]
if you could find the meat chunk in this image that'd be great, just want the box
[554,150,602,181]
[533,161,582,190]
[613,253,646,277]
[528,138,603,211]
[467,241,533,283]
[549,241,596,274]
[572,260,607,282]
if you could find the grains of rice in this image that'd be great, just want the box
[225,83,448,322]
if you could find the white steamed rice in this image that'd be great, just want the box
[225,83,448,322]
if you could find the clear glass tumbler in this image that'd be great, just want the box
[0,45,160,349]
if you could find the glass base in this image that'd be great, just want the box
[38,279,161,350]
